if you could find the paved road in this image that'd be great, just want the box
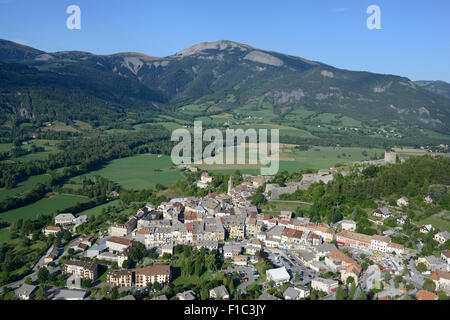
[224,266,257,294]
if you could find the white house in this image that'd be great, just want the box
[434,232,450,245]
[54,213,75,226]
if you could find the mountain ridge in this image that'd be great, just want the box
[0,39,449,135]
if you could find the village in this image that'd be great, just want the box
[4,152,450,301]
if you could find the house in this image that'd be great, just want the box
[246,239,262,255]
[64,260,98,281]
[252,177,265,188]
[231,255,248,266]
[177,290,197,300]
[108,217,137,237]
[387,242,405,255]
[370,235,391,253]
[223,244,242,258]
[311,278,339,294]
[434,232,450,245]
[417,256,448,272]
[416,289,438,300]
[42,226,61,237]
[107,269,133,287]
[424,195,433,204]
[51,288,88,300]
[341,220,357,232]
[266,267,290,284]
[161,244,174,256]
[441,250,450,265]
[151,295,168,300]
[372,208,391,220]
[258,292,280,300]
[15,284,38,300]
[106,236,134,252]
[209,285,229,300]
[420,224,434,234]
[429,270,450,293]
[283,286,310,300]
[397,197,409,207]
[54,213,76,226]
[44,247,62,264]
[86,243,108,258]
[397,215,408,225]
[135,265,171,287]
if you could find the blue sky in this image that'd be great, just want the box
[1,0,449,81]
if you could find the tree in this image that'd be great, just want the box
[415,262,427,273]
[37,267,49,284]
[35,286,48,300]
[346,276,355,286]
[423,279,436,292]
[336,286,348,300]
[129,243,147,262]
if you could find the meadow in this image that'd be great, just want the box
[0,193,90,223]
[68,154,185,190]
[0,173,50,201]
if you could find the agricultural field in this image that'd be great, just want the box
[277,146,385,171]
[0,143,12,152]
[68,155,185,190]
[0,193,90,224]
[0,174,50,201]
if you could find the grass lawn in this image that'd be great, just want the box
[0,174,50,201]
[69,155,184,190]
[0,143,12,152]
[0,228,14,244]
[172,272,213,287]
[0,194,91,223]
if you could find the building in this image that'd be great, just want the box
[108,217,137,237]
[266,267,290,284]
[177,290,197,300]
[64,260,98,281]
[441,250,450,265]
[416,289,438,300]
[107,269,133,287]
[42,226,61,237]
[283,286,310,300]
[384,151,396,164]
[372,208,391,220]
[371,235,391,253]
[209,285,229,300]
[420,224,433,234]
[135,265,171,287]
[106,236,134,252]
[397,197,409,207]
[311,277,339,294]
[15,284,37,300]
[54,213,76,226]
[429,270,450,293]
[231,255,248,266]
[434,232,450,245]
[341,220,357,232]
[336,230,372,250]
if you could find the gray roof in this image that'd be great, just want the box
[51,288,88,300]
[258,292,279,300]
[151,295,168,300]
[211,285,229,298]
[15,284,37,297]
[314,243,337,253]
[283,287,299,299]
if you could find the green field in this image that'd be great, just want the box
[419,215,450,233]
[69,155,185,190]
[0,143,12,152]
[0,228,13,244]
[0,194,90,223]
[278,146,385,171]
[0,174,50,201]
